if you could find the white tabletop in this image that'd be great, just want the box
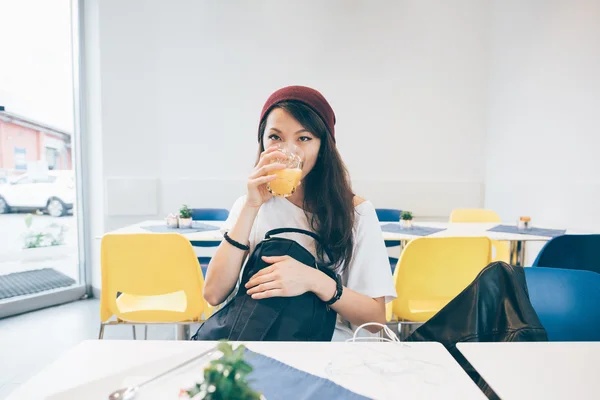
[457,342,600,400]
[102,220,558,242]
[8,340,485,400]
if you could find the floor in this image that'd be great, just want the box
[0,298,200,399]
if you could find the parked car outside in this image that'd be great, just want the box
[0,170,75,217]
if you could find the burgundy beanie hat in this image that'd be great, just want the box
[259,85,336,142]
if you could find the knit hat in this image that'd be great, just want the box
[259,86,336,141]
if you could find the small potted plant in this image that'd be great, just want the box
[400,211,414,229]
[181,342,263,400]
[179,205,193,229]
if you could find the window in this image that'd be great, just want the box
[45,147,58,170]
[14,147,27,170]
[14,175,32,185]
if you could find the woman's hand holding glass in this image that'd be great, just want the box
[245,146,287,208]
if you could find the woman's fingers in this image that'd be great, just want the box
[247,265,276,282]
[248,175,277,187]
[255,149,286,169]
[251,289,285,300]
[246,281,280,295]
[249,163,286,179]
[246,271,277,289]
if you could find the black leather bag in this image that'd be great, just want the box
[192,228,337,341]
[407,262,548,399]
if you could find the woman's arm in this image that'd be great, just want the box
[315,195,386,332]
[204,146,287,306]
[203,202,258,306]
[311,270,386,333]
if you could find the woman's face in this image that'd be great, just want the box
[262,108,322,179]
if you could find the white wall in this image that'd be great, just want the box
[97,0,489,218]
[84,0,600,289]
[484,0,600,263]
[86,0,491,288]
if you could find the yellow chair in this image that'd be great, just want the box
[390,236,492,324]
[99,233,212,339]
[449,208,510,263]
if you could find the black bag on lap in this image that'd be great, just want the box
[192,228,337,341]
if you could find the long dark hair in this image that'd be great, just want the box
[257,101,355,272]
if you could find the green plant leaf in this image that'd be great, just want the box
[217,342,233,357]
[179,204,193,218]
[235,361,253,375]
[233,344,246,358]
[185,342,262,400]
[400,211,413,220]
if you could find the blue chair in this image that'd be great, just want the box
[191,208,230,277]
[375,208,402,272]
[524,267,600,341]
[376,208,402,222]
[191,208,230,221]
[533,234,600,275]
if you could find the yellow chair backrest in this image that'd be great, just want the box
[100,233,208,323]
[392,236,492,322]
[449,208,509,262]
[449,209,501,223]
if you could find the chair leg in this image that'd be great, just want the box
[175,324,190,340]
[132,325,137,340]
[398,321,423,341]
[98,323,105,339]
[399,322,412,341]
[144,325,148,340]
[385,320,400,339]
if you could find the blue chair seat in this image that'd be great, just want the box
[525,267,600,341]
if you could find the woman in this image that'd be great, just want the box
[203,86,396,339]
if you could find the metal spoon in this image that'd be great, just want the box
[108,346,217,400]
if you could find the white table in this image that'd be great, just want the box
[8,340,485,400]
[390,222,558,266]
[103,220,561,266]
[457,342,600,400]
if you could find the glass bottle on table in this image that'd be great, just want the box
[518,216,531,231]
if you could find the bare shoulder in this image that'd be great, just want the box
[353,195,367,207]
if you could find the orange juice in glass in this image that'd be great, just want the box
[267,144,303,197]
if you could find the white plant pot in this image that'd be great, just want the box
[178,217,193,229]
[401,219,413,229]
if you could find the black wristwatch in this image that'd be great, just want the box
[325,273,343,308]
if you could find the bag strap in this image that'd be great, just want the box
[265,227,321,241]
[264,228,335,266]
